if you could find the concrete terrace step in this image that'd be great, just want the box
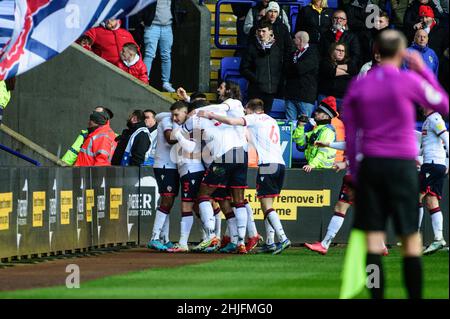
[210,49,235,58]
[211,13,237,23]
[206,3,234,13]
[211,26,237,36]
[211,37,237,47]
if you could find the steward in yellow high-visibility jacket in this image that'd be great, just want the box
[0,80,11,123]
[61,129,89,165]
[292,96,338,172]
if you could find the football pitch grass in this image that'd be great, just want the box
[0,247,448,299]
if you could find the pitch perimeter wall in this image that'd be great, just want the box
[0,167,448,259]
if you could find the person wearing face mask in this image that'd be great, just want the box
[292,96,338,172]
[74,110,117,167]
[111,110,152,166]
[240,19,290,114]
[84,18,137,65]
[115,43,148,83]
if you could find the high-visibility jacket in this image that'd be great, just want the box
[0,80,11,109]
[61,129,89,166]
[292,123,336,169]
[331,117,345,162]
[74,124,117,167]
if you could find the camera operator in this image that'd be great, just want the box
[292,96,338,172]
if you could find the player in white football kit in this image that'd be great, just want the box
[192,85,258,254]
[418,107,449,254]
[304,140,390,256]
[167,103,206,253]
[199,99,291,255]
[147,101,189,251]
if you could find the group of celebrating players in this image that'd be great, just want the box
[145,69,448,257]
[147,81,291,255]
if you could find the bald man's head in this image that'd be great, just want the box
[414,29,429,47]
[373,29,407,60]
[294,31,309,50]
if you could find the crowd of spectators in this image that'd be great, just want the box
[76,0,179,92]
[232,0,448,119]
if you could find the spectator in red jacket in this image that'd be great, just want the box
[116,43,148,83]
[84,19,137,65]
[75,111,117,167]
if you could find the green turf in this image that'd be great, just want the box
[0,247,448,299]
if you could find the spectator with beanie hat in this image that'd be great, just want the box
[292,96,338,172]
[75,110,117,167]
[415,5,449,56]
[404,0,443,42]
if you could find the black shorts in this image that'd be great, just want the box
[153,167,180,197]
[256,163,285,198]
[211,187,232,201]
[202,148,248,189]
[354,157,419,236]
[338,174,354,205]
[180,170,204,202]
[419,163,447,199]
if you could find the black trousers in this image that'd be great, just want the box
[247,86,275,114]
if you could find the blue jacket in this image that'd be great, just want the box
[405,43,439,76]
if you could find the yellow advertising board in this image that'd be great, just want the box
[86,189,94,222]
[245,189,331,220]
[110,188,122,220]
[32,191,46,227]
[60,191,73,225]
[0,192,13,231]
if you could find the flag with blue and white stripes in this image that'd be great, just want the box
[0,0,155,80]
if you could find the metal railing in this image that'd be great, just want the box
[0,143,41,166]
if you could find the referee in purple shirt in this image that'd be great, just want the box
[343,29,449,299]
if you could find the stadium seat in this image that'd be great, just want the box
[220,57,241,81]
[269,98,286,119]
[291,140,306,164]
[289,5,299,35]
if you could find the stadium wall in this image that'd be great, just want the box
[1,44,174,166]
[0,167,447,259]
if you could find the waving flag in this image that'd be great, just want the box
[0,0,155,80]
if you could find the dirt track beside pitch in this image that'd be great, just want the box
[0,248,229,292]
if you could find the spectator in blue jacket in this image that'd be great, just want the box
[405,29,439,75]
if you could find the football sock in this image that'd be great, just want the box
[418,203,424,230]
[265,218,275,245]
[321,213,345,249]
[234,203,248,245]
[245,201,258,238]
[403,256,423,299]
[198,198,216,239]
[214,207,222,239]
[266,209,287,242]
[179,212,193,247]
[225,211,238,245]
[151,208,169,240]
[429,207,443,241]
[160,214,170,243]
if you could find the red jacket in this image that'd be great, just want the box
[84,26,136,65]
[116,58,148,83]
[75,124,117,167]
